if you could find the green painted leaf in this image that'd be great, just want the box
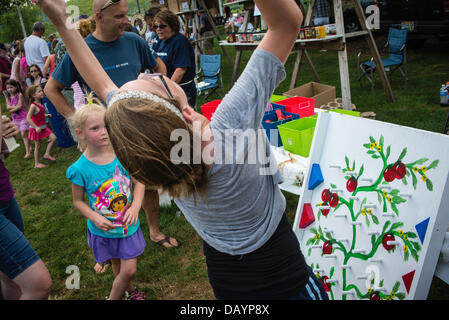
[345,156,349,168]
[411,171,418,190]
[371,234,376,246]
[310,228,318,235]
[363,143,371,149]
[308,247,312,256]
[386,145,391,160]
[406,232,417,239]
[426,179,433,191]
[358,164,364,178]
[367,150,376,154]
[404,249,410,261]
[369,136,375,143]
[409,158,428,166]
[391,221,404,230]
[396,292,406,300]
[398,148,407,162]
[372,214,379,225]
[393,196,406,204]
[390,189,399,196]
[372,155,380,159]
[306,238,315,246]
[330,266,335,278]
[365,214,370,227]
[331,183,337,189]
[379,135,384,147]
[402,177,408,186]
[382,221,391,234]
[393,281,400,292]
[411,249,419,262]
[427,159,439,169]
[391,203,399,216]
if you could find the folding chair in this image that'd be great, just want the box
[357,27,408,94]
[196,54,225,101]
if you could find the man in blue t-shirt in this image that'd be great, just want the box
[45,0,179,250]
[45,0,166,119]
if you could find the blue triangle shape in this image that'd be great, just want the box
[415,217,430,245]
[308,163,324,190]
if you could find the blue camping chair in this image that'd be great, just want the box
[357,27,408,94]
[196,54,225,100]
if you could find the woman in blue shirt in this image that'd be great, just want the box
[152,10,197,108]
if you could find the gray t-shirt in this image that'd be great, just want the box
[174,49,287,255]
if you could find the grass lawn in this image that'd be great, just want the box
[1,31,448,300]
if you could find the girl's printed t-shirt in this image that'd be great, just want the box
[66,155,140,238]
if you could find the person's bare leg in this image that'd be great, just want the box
[142,189,178,248]
[43,133,57,159]
[0,272,21,300]
[109,258,136,300]
[4,259,52,300]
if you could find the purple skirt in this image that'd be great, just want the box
[87,228,146,263]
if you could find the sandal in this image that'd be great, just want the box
[126,287,146,300]
[94,260,111,273]
[43,156,56,162]
[153,235,180,249]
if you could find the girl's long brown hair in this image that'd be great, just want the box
[105,96,207,199]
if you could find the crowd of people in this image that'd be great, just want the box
[1,0,329,301]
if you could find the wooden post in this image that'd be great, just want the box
[289,0,320,89]
[351,0,394,102]
[230,7,251,86]
[333,0,352,109]
[196,0,233,66]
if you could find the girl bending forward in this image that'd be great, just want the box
[39,0,328,299]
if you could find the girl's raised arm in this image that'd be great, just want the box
[36,0,117,102]
[256,0,303,64]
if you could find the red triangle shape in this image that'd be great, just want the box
[299,203,315,229]
[402,270,415,294]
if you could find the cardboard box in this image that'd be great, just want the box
[283,82,336,108]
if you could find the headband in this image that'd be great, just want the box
[107,90,185,122]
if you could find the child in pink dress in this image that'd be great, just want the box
[5,79,32,158]
[25,85,57,169]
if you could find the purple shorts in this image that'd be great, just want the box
[87,228,146,263]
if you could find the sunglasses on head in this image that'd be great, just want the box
[145,73,174,99]
[153,24,168,30]
[100,0,120,12]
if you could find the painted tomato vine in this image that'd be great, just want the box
[307,135,439,300]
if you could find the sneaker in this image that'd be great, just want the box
[125,288,146,300]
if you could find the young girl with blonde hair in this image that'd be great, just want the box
[39,0,328,299]
[66,101,146,300]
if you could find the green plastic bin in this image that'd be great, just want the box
[270,95,286,103]
[278,116,317,157]
[329,109,360,117]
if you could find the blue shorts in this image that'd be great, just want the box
[0,198,40,280]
